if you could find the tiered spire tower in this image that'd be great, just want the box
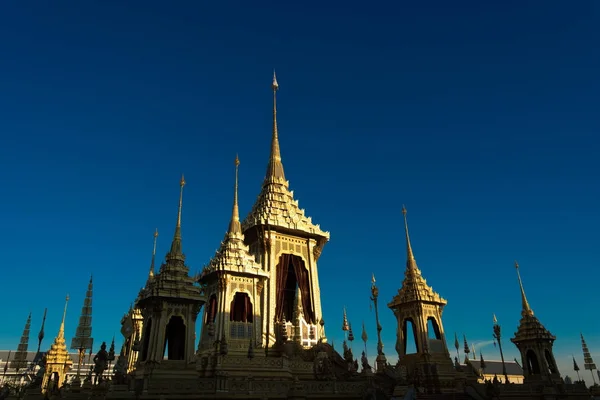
[10,313,31,372]
[71,275,94,379]
[510,262,561,383]
[136,175,204,365]
[42,295,73,393]
[581,333,597,384]
[197,156,268,355]
[238,73,330,350]
[388,207,453,380]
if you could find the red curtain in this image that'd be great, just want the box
[206,295,217,324]
[245,295,253,323]
[291,256,315,324]
[275,254,290,321]
[230,293,253,323]
[275,254,315,324]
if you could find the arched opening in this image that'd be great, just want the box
[427,317,441,339]
[163,316,186,360]
[230,292,253,323]
[275,254,314,323]
[545,349,558,374]
[526,349,541,374]
[205,295,217,324]
[141,318,152,361]
[402,318,418,354]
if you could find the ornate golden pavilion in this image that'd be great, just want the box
[13,74,594,400]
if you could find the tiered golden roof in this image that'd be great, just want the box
[511,262,555,343]
[42,296,73,392]
[389,206,447,305]
[200,155,268,280]
[241,72,329,255]
[138,175,202,303]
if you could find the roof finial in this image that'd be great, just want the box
[514,261,533,317]
[342,307,350,332]
[168,175,186,260]
[58,294,69,338]
[37,308,47,354]
[402,205,417,270]
[149,229,158,278]
[228,155,242,236]
[264,70,286,186]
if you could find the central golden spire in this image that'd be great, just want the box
[58,295,69,338]
[402,205,417,271]
[168,175,185,259]
[264,70,286,187]
[227,154,242,236]
[515,261,534,317]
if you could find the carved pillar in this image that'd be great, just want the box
[267,244,278,347]
[255,279,264,346]
[153,309,167,362]
[186,306,194,362]
[308,239,323,337]
[395,315,405,359]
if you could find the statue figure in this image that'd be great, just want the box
[361,351,372,373]
[313,351,334,381]
[93,342,109,385]
[113,345,129,385]
[342,340,353,363]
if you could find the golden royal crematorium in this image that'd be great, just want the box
[10,74,596,400]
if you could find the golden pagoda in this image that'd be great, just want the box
[41,296,73,394]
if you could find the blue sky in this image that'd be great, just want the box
[0,0,599,385]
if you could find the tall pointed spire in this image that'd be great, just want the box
[37,308,47,354]
[149,228,158,278]
[402,205,417,271]
[59,295,69,338]
[71,277,94,349]
[168,174,186,260]
[264,70,286,187]
[581,333,597,383]
[228,155,242,236]
[514,261,533,317]
[11,313,32,371]
[42,295,73,393]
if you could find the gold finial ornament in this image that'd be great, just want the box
[59,295,69,337]
[264,70,285,185]
[402,205,417,268]
[342,307,350,332]
[228,154,242,236]
[272,70,279,91]
[514,261,533,316]
[149,228,159,278]
[167,174,186,261]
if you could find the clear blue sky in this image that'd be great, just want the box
[0,0,598,384]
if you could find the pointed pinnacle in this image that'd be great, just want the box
[514,261,533,317]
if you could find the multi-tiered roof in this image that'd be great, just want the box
[241,73,329,257]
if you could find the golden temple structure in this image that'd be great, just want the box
[41,296,73,395]
[3,74,596,400]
